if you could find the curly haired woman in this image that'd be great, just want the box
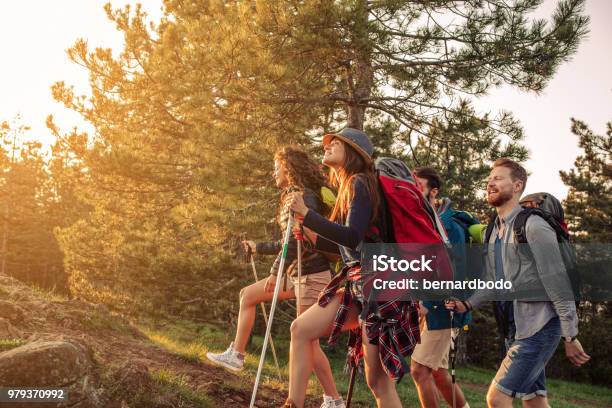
[206,146,345,408]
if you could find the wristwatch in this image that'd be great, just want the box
[564,336,577,343]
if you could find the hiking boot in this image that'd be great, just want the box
[320,395,346,408]
[205,342,244,372]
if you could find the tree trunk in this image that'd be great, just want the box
[347,104,366,130]
[344,0,372,132]
[345,58,373,131]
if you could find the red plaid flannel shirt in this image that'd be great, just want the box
[318,266,420,382]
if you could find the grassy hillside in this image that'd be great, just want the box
[1,275,610,407]
[141,316,612,408]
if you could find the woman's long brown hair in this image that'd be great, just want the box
[328,140,380,224]
[274,146,330,222]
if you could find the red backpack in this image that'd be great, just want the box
[371,157,449,245]
[366,157,453,290]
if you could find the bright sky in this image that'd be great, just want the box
[0,1,610,200]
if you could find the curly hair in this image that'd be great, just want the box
[274,146,330,223]
[274,146,328,193]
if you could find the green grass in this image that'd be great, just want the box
[137,317,612,407]
[100,363,215,408]
[137,317,289,394]
[151,368,214,407]
[80,309,132,335]
[29,284,68,302]
[0,338,25,352]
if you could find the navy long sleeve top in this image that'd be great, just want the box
[303,177,374,267]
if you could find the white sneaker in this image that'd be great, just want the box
[320,395,346,408]
[205,342,244,372]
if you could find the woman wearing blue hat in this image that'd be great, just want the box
[284,128,418,408]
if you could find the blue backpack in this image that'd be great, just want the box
[424,200,479,330]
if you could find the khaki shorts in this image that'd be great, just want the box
[287,270,331,309]
[411,319,454,370]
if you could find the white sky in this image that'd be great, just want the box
[0,0,610,200]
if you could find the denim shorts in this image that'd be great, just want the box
[493,317,561,400]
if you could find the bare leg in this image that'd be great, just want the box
[288,292,359,407]
[362,324,402,408]
[234,279,294,353]
[410,360,439,408]
[298,304,341,400]
[522,396,550,408]
[432,368,467,407]
[486,384,513,408]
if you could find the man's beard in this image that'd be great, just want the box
[487,189,513,207]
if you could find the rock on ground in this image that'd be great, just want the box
[0,339,100,407]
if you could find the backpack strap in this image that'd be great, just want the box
[512,208,569,244]
[484,220,496,245]
[513,209,531,244]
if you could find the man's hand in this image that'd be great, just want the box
[564,339,591,367]
[242,240,256,254]
[264,275,277,293]
[445,299,468,313]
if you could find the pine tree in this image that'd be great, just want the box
[49,0,589,316]
[555,119,612,382]
[200,0,589,132]
[560,118,611,242]
[367,102,528,216]
[0,118,67,289]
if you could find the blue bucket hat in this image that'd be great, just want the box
[322,128,374,164]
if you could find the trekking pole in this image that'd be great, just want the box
[449,308,456,408]
[295,225,303,316]
[246,246,282,381]
[346,366,357,408]
[249,214,294,408]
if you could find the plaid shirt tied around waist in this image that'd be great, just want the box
[318,265,420,382]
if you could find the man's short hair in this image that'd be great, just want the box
[492,158,528,192]
[414,167,442,191]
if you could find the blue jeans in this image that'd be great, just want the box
[493,317,561,400]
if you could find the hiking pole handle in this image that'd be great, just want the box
[241,232,250,264]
